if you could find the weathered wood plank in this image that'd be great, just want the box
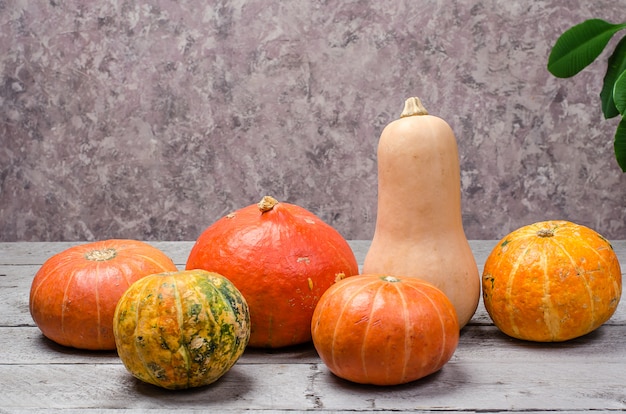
[1,358,625,412]
[0,326,320,365]
[314,361,626,411]
[0,363,315,411]
[3,324,625,365]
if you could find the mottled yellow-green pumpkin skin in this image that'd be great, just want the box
[113,269,250,389]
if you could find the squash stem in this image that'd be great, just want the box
[536,229,555,238]
[258,196,279,213]
[84,248,117,261]
[400,97,429,118]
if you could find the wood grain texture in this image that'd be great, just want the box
[1,240,625,412]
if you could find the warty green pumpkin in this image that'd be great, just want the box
[113,269,250,389]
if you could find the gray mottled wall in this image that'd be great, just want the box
[2,0,626,242]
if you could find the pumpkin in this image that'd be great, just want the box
[482,220,622,342]
[186,195,359,348]
[113,269,250,389]
[29,239,177,350]
[363,97,480,328]
[311,274,459,386]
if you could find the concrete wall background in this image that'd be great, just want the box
[2,0,626,242]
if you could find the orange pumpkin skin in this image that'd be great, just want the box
[186,196,359,348]
[311,274,459,386]
[29,239,177,350]
[482,220,622,342]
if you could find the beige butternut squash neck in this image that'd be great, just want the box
[400,97,429,117]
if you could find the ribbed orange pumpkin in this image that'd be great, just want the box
[186,196,359,348]
[482,220,622,342]
[29,239,178,350]
[311,274,459,385]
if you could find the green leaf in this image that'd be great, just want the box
[612,69,626,115]
[614,117,626,172]
[601,36,626,118]
[547,19,626,78]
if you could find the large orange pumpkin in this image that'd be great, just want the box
[311,274,459,386]
[482,220,622,342]
[186,196,359,348]
[29,239,178,350]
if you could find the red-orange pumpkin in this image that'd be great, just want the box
[186,196,359,348]
[482,220,622,342]
[311,274,459,385]
[29,239,178,350]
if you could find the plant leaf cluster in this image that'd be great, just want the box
[548,19,626,172]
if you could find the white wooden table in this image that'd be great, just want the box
[1,240,625,413]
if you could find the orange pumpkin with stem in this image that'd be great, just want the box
[311,274,459,385]
[186,196,359,348]
[482,220,622,342]
[29,239,178,350]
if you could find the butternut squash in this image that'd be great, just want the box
[363,97,480,328]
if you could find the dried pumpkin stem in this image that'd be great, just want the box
[537,229,555,238]
[258,196,279,213]
[382,275,400,283]
[84,248,117,261]
[400,97,429,118]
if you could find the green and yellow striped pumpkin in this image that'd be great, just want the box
[113,269,250,389]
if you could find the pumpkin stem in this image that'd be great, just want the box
[258,196,279,213]
[382,275,400,283]
[537,229,555,238]
[400,97,429,118]
[84,248,117,261]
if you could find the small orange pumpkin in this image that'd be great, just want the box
[29,239,178,350]
[186,196,359,348]
[482,220,622,342]
[311,274,459,386]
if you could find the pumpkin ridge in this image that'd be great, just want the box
[132,252,177,273]
[539,244,561,339]
[504,238,540,337]
[404,282,449,370]
[577,231,619,275]
[578,232,622,310]
[217,278,251,355]
[211,279,247,378]
[60,268,78,346]
[94,262,103,349]
[133,278,163,387]
[545,234,596,334]
[197,278,229,381]
[329,278,377,376]
[30,255,69,309]
[361,282,386,382]
[390,280,411,383]
[172,275,192,388]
